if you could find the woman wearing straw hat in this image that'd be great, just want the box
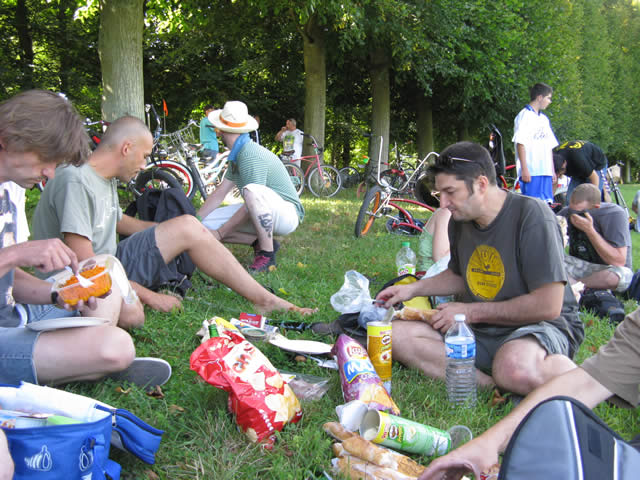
[198,101,304,273]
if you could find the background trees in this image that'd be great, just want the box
[1,0,639,177]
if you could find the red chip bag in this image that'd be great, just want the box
[190,329,302,446]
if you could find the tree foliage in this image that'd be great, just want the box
[1,0,639,174]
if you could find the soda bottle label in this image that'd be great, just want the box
[397,264,416,276]
[445,340,476,360]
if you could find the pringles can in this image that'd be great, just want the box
[360,409,451,456]
[367,321,392,393]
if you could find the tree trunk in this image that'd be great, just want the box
[301,13,326,159]
[99,0,144,121]
[369,46,391,178]
[56,0,74,95]
[15,0,34,89]
[416,95,434,159]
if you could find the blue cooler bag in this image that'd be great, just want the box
[0,382,164,479]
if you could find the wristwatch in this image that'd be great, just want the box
[50,290,59,305]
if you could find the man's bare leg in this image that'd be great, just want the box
[491,336,577,395]
[242,187,274,252]
[393,320,495,387]
[34,325,136,384]
[154,215,315,314]
[576,270,620,291]
[131,281,182,313]
[215,204,256,245]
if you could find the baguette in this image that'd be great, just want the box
[394,306,438,322]
[332,456,419,480]
[323,421,357,442]
[341,436,426,477]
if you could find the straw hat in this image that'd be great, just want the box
[208,101,258,133]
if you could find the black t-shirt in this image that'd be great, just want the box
[554,141,607,181]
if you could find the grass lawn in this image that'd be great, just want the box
[24,184,640,479]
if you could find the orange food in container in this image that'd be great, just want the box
[54,264,112,305]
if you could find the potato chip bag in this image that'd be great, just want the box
[190,327,302,446]
[332,334,400,415]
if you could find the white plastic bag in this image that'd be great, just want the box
[330,271,373,314]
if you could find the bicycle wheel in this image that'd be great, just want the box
[284,163,305,195]
[339,167,360,189]
[308,165,342,197]
[355,186,385,237]
[133,168,185,197]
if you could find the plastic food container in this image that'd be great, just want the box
[53,263,112,305]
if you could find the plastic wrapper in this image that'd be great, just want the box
[190,327,302,447]
[278,371,330,401]
[330,270,373,314]
[332,334,400,415]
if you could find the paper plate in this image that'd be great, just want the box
[268,333,332,355]
[26,317,110,332]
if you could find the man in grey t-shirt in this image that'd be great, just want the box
[559,183,633,292]
[378,141,584,397]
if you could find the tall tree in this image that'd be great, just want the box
[99,0,144,120]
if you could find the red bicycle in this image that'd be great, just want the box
[355,137,437,237]
[280,133,342,197]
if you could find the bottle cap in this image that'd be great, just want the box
[401,241,410,247]
[454,314,466,322]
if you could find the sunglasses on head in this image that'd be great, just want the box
[434,153,476,167]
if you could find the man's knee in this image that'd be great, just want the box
[98,328,136,373]
[492,348,547,393]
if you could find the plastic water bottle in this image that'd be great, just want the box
[396,242,416,276]
[445,314,477,407]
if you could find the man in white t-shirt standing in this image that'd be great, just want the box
[275,118,304,168]
[513,83,558,202]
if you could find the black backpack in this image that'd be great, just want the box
[579,289,625,325]
[124,187,197,296]
[499,396,640,479]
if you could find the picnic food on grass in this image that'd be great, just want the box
[190,326,302,447]
[394,306,438,322]
[323,421,357,442]
[56,265,112,305]
[333,334,400,415]
[324,422,426,479]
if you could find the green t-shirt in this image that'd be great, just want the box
[31,163,122,271]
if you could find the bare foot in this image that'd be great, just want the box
[254,296,317,316]
[144,292,183,313]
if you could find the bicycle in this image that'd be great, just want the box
[604,162,630,220]
[338,154,369,189]
[280,133,342,197]
[133,118,229,200]
[488,124,520,192]
[354,136,437,237]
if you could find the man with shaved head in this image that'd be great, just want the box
[32,116,316,316]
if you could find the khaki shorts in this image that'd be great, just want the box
[581,307,640,408]
[473,322,572,376]
[564,255,633,292]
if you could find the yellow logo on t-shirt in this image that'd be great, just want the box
[466,245,505,300]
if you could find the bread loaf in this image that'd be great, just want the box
[394,306,438,322]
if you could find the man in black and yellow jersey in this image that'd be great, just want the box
[378,141,584,397]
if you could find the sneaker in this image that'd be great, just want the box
[107,357,172,390]
[248,252,276,273]
[251,239,280,256]
[310,321,344,336]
